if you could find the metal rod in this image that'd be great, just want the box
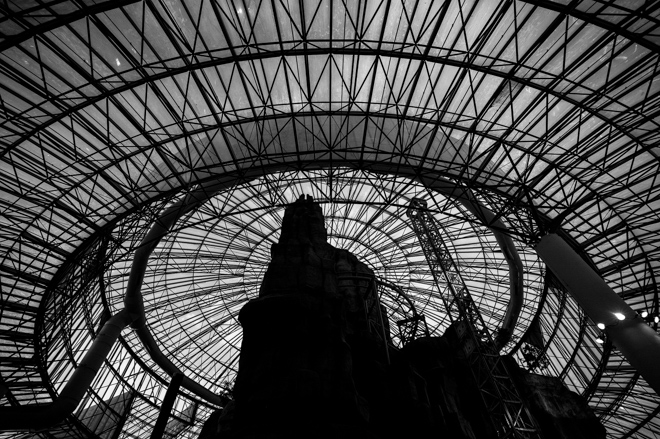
[374,279,391,365]
[150,372,184,439]
[109,391,137,439]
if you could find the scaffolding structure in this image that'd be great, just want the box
[406,198,541,439]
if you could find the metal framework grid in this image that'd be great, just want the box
[1,0,659,438]
[407,197,540,438]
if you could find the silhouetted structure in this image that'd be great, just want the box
[199,196,605,439]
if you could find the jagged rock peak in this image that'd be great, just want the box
[279,194,328,245]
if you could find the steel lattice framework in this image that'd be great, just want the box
[407,197,540,438]
[1,1,660,438]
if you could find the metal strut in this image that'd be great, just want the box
[406,198,541,439]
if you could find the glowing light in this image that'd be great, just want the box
[597,323,605,330]
[641,310,649,318]
[596,337,604,344]
[115,58,121,66]
[655,316,660,324]
[614,312,625,321]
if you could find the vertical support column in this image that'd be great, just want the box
[535,233,660,395]
[150,372,184,439]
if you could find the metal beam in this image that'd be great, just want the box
[1,46,650,160]
[519,0,660,55]
[0,0,141,52]
[535,233,660,396]
[407,197,541,438]
[0,309,132,431]
[415,176,525,348]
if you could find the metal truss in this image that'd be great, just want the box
[2,0,660,437]
[407,197,540,438]
[519,0,660,54]
[0,0,141,52]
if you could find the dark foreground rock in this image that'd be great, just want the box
[198,195,604,439]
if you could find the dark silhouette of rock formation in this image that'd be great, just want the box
[199,195,605,439]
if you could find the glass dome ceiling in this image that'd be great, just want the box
[103,169,544,396]
[1,0,659,438]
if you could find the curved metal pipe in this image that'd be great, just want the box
[0,309,132,431]
[122,180,230,406]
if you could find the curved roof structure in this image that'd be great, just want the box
[0,0,659,437]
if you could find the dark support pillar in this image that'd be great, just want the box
[535,233,660,396]
[150,372,184,439]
